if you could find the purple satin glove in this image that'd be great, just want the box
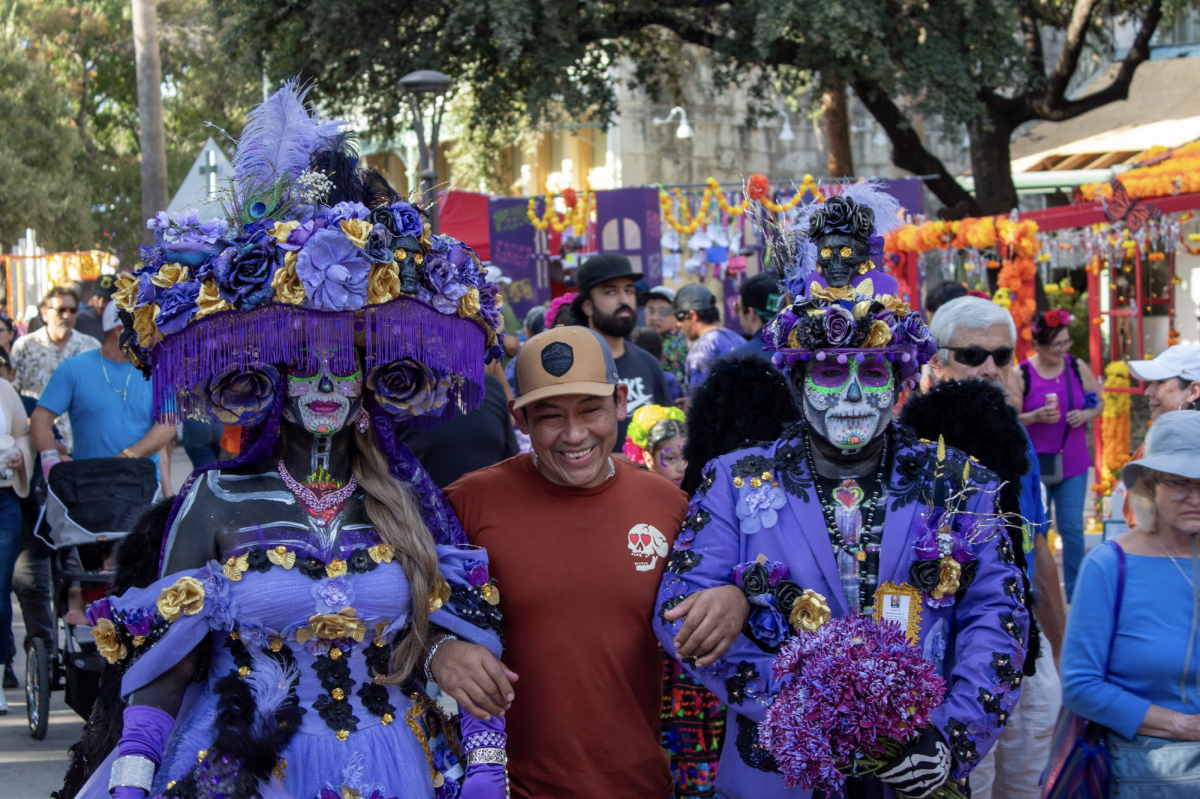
[110,705,175,797]
[458,712,507,799]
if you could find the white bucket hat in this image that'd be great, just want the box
[1122,410,1200,488]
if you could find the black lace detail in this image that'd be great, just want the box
[892,426,936,510]
[731,454,773,480]
[991,652,1021,688]
[944,717,980,765]
[1002,576,1022,601]
[724,661,759,707]
[774,439,812,501]
[109,612,171,672]
[683,509,711,534]
[356,682,396,721]
[977,687,1003,719]
[735,713,780,772]
[659,594,688,622]
[450,584,503,637]
[363,638,392,680]
[312,651,359,733]
[667,549,702,574]
[698,467,716,496]
[996,535,1015,565]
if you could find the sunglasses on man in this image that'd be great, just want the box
[947,345,1013,368]
[45,305,79,317]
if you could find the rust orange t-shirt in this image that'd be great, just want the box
[445,454,687,799]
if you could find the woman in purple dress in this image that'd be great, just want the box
[74,81,510,799]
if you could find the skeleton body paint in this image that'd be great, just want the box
[801,358,895,449]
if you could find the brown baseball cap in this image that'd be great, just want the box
[513,326,620,409]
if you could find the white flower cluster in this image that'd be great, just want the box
[295,168,334,205]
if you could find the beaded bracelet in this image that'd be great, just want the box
[463,731,508,752]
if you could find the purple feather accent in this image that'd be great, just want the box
[233,78,345,190]
[832,179,905,235]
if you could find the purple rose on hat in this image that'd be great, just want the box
[366,359,451,420]
[388,201,424,238]
[363,225,395,264]
[154,281,200,336]
[214,230,279,310]
[329,201,370,222]
[295,228,371,312]
[193,366,279,426]
[896,312,930,345]
[425,252,469,314]
[823,305,855,347]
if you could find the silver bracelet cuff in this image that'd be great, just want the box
[109,754,155,795]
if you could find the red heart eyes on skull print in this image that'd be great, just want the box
[626,524,669,572]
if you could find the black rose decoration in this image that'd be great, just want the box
[348,549,377,573]
[909,559,941,594]
[821,196,855,233]
[959,559,979,592]
[740,563,771,597]
[807,209,828,239]
[772,580,803,616]
[370,206,400,237]
[363,225,395,264]
[852,206,876,241]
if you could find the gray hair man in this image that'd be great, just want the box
[929,296,1064,799]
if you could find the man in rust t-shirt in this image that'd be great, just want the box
[438,326,743,799]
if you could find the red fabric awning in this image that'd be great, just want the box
[438,190,491,261]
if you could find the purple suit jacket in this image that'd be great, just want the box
[654,422,1029,798]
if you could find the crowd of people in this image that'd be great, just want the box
[2,87,1198,799]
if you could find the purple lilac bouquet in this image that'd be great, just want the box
[760,615,965,798]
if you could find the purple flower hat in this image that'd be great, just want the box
[114,79,504,429]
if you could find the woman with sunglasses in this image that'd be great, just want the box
[1019,309,1103,597]
[1060,411,1200,796]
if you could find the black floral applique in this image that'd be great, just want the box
[245,548,272,574]
[731,454,773,481]
[977,686,1005,721]
[891,426,937,510]
[348,548,379,574]
[1002,577,1023,601]
[312,651,359,734]
[944,717,980,765]
[667,549,702,574]
[357,635,397,724]
[996,535,1016,565]
[991,652,1022,689]
[999,613,1024,645]
[223,633,254,677]
[297,556,327,580]
[736,713,780,772]
[724,661,760,707]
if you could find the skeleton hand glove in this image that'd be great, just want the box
[877,725,952,799]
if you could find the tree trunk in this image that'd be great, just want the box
[967,113,1019,217]
[132,0,168,244]
[820,75,854,179]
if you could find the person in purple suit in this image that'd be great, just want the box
[655,189,1029,799]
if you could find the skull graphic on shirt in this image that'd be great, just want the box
[627,524,669,571]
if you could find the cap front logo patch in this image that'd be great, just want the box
[541,341,574,377]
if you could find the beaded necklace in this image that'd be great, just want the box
[801,432,889,553]
[278,461,357,526]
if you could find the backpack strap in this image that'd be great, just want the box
[1020,361,1031,399]
[1104,540,1127,675]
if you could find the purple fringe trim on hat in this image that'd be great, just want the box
[147,299,486,425]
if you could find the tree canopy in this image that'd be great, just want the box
[217,0,1182,214]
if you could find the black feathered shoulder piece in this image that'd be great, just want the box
[112,496,176,596]
[898,379,1030,501]
[682,353,801,495]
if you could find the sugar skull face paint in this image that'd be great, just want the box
[801,358,895,449]
[644,434,687,488]
[283,350,363,435]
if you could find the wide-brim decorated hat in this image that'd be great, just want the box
[762,285,937,385]
[115,80,504,430]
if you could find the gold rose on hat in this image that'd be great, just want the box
[156,576,206,623]
[92,618,127,664]
[788,588,832,633]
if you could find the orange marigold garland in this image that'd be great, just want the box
[1092,362,1131,497]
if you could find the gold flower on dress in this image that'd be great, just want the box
[157,576,206,622]
[297,608,366,643]
[788,589,832,633]
[369,544,394,564]
[133,304,164,348]
[326,558,348,579]
[429,573,452,612]
[270,253,306,306]
[223,553,249,581]
[195,279,234,319]
[457,288,481,319]
[92,618,127,664]
[367,262,401,305]
[480,583,500,606]
[863,320,893,348]
[931,555,963,600]
[151,264,190,288]
[267,546,296,570]
[852,300,874,319]
[339,219,372,249]
[810,284,857,303]
[113,273,140,313]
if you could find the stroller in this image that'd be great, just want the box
[25,458,160,739]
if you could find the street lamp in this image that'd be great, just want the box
[400,69,454,235]
[652,106,693,139]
